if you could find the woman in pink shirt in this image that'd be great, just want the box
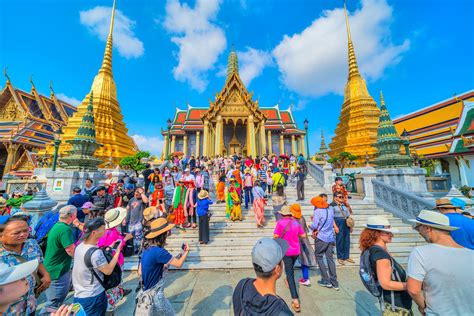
[273,204,306,313]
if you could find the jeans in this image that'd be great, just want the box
[296,180,304,200]
[244,187,253,208]
[39,271,72,315]
[74,291,107,316]
[314,238,338,287]
[283,255,299,299]
[267,184,273,194]
[301,264,309,280]
[198,215,209,243]
[334,217,350,260]
[187,212,197,224]
[260,183,267,195]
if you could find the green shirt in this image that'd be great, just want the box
[43,222,74,280]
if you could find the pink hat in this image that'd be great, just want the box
[81,201,94,209]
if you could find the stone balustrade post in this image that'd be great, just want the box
[361,167,377,202]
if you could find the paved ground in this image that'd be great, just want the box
[37,267,420,315]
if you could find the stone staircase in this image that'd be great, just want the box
[124,174,424,270]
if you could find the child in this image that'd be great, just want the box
[227,179,242,221]
[172,178,187,229]
[150,182,164,206]
[197,190,213,244]
[290,203,317,286]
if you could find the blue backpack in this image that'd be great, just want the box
[34,211,59,253]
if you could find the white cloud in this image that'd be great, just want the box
[132,135,164,156]
[80,6,144,59]
[56,93,81,107]
[272,0,410,97]
[163,0,226,92]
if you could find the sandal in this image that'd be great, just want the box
[291,302,301,313]
[337,259,345,265]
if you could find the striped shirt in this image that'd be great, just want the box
[257,169,267,181]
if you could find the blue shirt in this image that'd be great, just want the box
[67,194,89,221]
[446,213,474,250]
[141,246,173,290]
[310,207,335,243]
[197,198,213,217]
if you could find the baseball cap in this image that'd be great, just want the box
[251,238,289,273]
[82,217,106,239]
[59,205,77,216]
[97,186,106,191]
[0,259,39,286]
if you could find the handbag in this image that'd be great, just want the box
[311,208,328,240]
[339,204,355,228]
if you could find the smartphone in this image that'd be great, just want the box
[181,242,186,250]
[112,239,123,250]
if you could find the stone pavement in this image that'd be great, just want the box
[38,267,420,315]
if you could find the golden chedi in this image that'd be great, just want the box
[328,4,380,162]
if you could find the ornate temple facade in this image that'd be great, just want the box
[43,0,137,164]
[0,75,76,177]
[163,49,306,158]
[328,4,380,161]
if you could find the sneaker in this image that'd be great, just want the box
[333,285,340,291]
[299,279,311,286]
[317,280,332,288]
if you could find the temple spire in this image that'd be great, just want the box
[75,92,97,141]
[344,2,360,79]
[227,45,239,80]
[99,0,116,75]
[377,91,399,140]
[319,129,329,154]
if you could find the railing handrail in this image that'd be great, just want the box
[372,179,434,207]
[307,160,325,186]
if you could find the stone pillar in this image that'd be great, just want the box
[203,120,209,157]
[323,163,334,193]
[170,135,176,154]
[267,130,272,155]
[3,142,20,174]
[196,131,201,157]
[247,115,256,157]
[298,136,303,155]
[291,135,296,155]
[215,115,223,156]
[361,167,377,202]
[183,134,188,157]
[260,122,266,156]
[164,134,169,157]
[301,136,306,158]
[279,134,284,155]
[209,126,214,157]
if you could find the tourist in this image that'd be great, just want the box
[257,164,268,194]
[359,216,412,314]
[148,168,162,194]
[330,193,354,265]
[407,210,474,315]
[67,187,89,222]
[150,182,164,207]
[202,167,211,192]
[136,218,189,315]
[266,169,273,195]
[216,168,226,203]
[120,183,135,208]
[273,204,306,313]
[172,178,187,230]
[243,168,254,209]
[100,208,133,313]
[227,179,242,221]
[332,177,350,205]
[92,186,115,212]
[231,164,243,197]
[185,181,198,229]
[82,178,97,201]
[126,187,148,250]
[0,216,51,315]
[72,217,123,316]
[252,180,266,228]
[232,238,293,315]
[295,167,305,201]
[170,166,181,184]
[142,163,153,194]
[195,168,204,192]
[197,190,213,244]
[272,167,286,192]
[310,196,339,290]
[0,259,39,315]
[0,197,7,215]
[164,176,175,213]
[189,155,196,170]
[184,168,195,182]
[271,184,287,221]
[434,198,474,249]
[291,204,317,287]
[40,205,78,315]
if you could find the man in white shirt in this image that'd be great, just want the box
[184,168,195,182]
[407,210,474,316]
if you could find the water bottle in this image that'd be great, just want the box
[361,269,370,282]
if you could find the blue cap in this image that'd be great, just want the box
[0,215,10,225]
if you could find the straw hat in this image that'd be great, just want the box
[290,204,302,219]
[278,204,293,216]
[143,206,157,221]
[145,218,175,239]
[244,168,251,173]
[409,210,459,231]
[104,207,127,229]
[434,198,456,210]
[365,216,399,233]
[198,190,209,199]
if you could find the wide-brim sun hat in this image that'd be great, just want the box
[146,217,175,239]
[198,190,209,199]
[143,206,157,221]
[409,210,459,231]
[278,204,293,216]
[0,259,39,286]
[434,198,457,210]
[104,207,127,229]
[365,216,399,233]
[290,204,302,219]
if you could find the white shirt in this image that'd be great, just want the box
[407,243,474,315]
[72,243,108,298]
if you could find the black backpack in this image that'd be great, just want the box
[84,246,122,290]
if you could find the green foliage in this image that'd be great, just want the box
[459,185,472,198]
[328,151,358,175]
[119,151,151,176]
[419,157,435,176]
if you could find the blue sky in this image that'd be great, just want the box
[1,0,473,156]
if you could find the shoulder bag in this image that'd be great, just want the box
[339,204,355,229]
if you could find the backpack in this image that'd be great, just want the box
[84,246,122,290]
[34,211,59,254]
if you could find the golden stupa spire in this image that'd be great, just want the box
[100,0,116,76]
[344,2,360,79]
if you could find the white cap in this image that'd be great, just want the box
[0,259,38,286]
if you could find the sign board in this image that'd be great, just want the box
[53,179,64,192]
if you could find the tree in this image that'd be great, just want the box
[119,151,151,176]
[328,151,358,175]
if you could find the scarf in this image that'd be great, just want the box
[173,186,186,209]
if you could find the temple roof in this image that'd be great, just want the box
[450,100,474,155]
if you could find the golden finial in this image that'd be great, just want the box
[49,80,55,95]
[100,0,116,75]
[344,1,360,79]
[380,91,385,106]
[29,75,36,90]
[4,67,10,83]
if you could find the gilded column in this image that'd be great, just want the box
[291,135,296,155]
[171,135,176,154]
[209,126,215,157]
[298,136,303,155]
[259,122,266,156]
[203,120,209,157]
[164,134,169,157]
[267,130,272,155]
[183,134,188,157]
[215,115,223,156]
[3,143,20,174]
[248,116,256,157]
[196,131,201,157]
[279,134,284,155]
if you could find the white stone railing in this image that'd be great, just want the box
[372,178,435,220]
[307,161,333,193]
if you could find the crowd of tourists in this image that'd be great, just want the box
[0,152,473,315]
